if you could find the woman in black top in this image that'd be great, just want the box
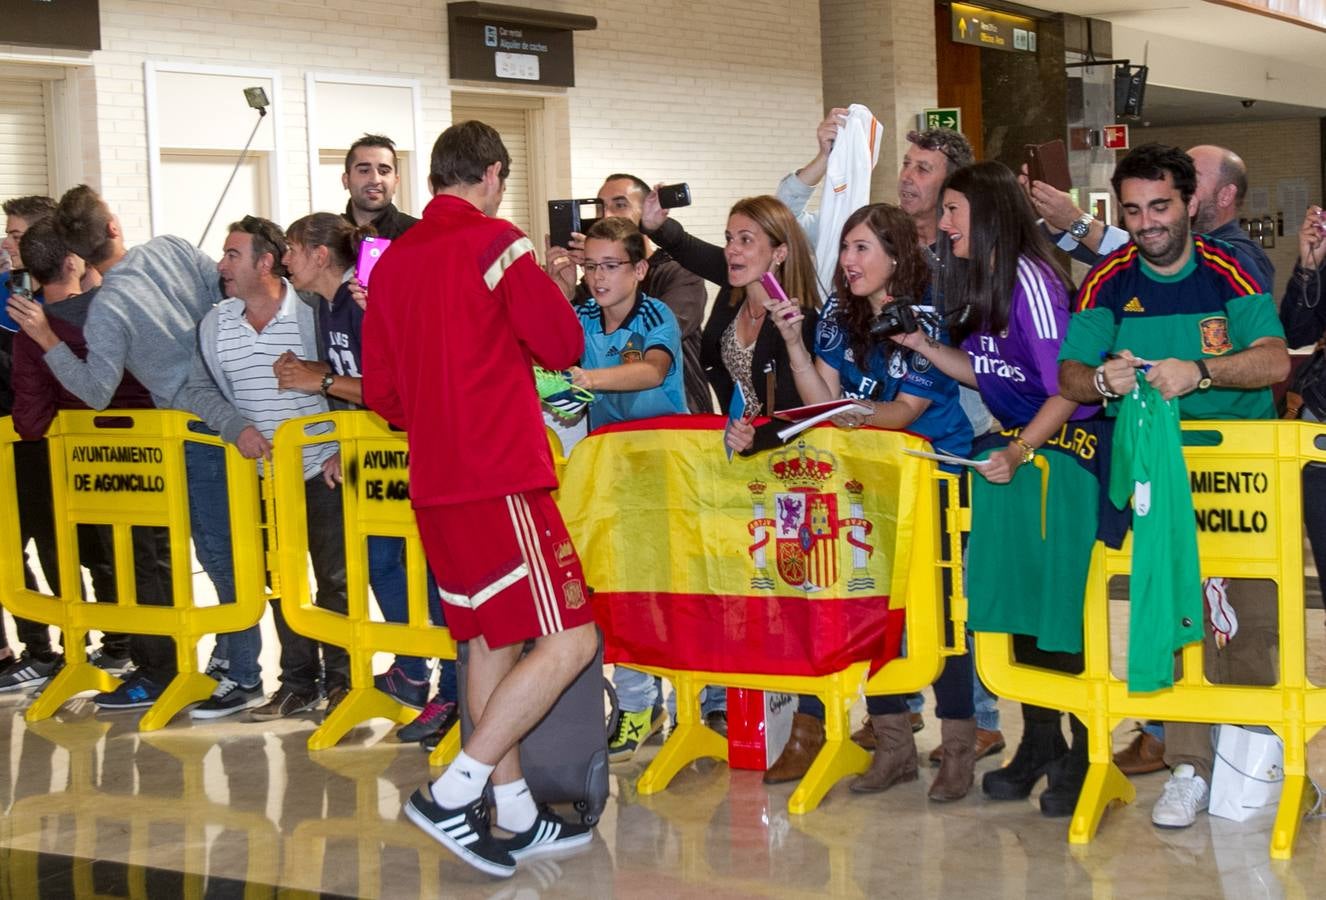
[642,193,820,454]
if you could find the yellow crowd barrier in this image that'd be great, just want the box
[270,411,457,753]
[0,411,269,731]
[974,419,1326,860]
[557,421,966,815]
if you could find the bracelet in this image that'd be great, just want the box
[1094,365,1120,400]
[1012,436,1036,465]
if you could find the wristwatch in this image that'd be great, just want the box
[1012,436,1036,465]
[1194,359,1213,391]
[320,373,335,396]
[1068,213,1094,240]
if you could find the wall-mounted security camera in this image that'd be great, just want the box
[1241,99,1256,109]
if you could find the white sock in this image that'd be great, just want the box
[493,778,538,833]
[430,750,493,808]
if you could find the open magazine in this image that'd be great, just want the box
[771,398,874,442]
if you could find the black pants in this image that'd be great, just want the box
[4,441,58,660]
[100,525,178,686]
[1303,464,1326,587]
[7,440,164,673]
[1012,633,1083,723]
[270,476,348,695]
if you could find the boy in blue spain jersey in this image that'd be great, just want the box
[566,216,696,761]
[568,217,687,430]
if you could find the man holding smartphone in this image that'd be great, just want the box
[546,174,712,413]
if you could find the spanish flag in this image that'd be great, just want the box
[557,416,931,677]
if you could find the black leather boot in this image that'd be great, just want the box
[1039,714,1089,817]
[982,711,1067,800]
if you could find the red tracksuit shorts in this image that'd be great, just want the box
[415,489,593,648]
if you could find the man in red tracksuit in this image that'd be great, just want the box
[362,120,596,879]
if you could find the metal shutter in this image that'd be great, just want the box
[449,102,532,235]
[0,80,51,199]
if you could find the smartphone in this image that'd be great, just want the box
[548,198,603,248]
[657,183,692,209]
[1024,139,1072,193]
[760,271,798,321]
[9,269,32,300]
[355,236,392,287]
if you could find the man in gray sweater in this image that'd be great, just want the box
[11,185,240,710]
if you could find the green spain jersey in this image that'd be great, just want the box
[1058,236,1283,422]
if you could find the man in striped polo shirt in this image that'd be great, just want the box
[183,216,348,721]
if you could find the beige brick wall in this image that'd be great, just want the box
[25,0,825,260]
[820,0,937,206]
[1128,120,1323,300]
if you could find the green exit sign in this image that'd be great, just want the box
[921,108,962,132]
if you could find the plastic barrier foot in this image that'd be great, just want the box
[636,721,729,796]
[1067,761,1135,845]
[24,661,120,723]
[1269,773,1310,860]
[787,735,871,815]
[139,671,217,732]
[427,722,462,768]
[307,688,415,751]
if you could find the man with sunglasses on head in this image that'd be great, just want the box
[182,216,349,721]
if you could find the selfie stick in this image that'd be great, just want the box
[198,88,270,248]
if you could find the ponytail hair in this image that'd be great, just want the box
[286,212,375,271]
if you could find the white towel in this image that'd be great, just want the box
[813,104,884,299]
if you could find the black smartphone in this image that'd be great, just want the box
[657,183,692,209]
[548,198,603,248]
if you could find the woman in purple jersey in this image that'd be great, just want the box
[895,160,1105,819]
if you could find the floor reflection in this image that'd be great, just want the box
[4,605,1326,897]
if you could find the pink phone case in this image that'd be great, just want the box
[760,271,797,320]
[355,236,392,286]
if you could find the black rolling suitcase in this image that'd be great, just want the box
[456,629,614,826]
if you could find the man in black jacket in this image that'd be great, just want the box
[341,134,418,239]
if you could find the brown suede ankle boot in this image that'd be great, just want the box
[928,717,977,802]
[849,713,918,793]
[763,713,825,784]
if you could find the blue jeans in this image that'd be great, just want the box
[613,666,658,713]
[366,535,457,695]
[368,536,425,681]
[613,666,724,717]
[186,439,259,687]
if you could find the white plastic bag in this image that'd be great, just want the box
[1208,724,1284,822]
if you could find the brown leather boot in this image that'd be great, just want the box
[849,713,918,793]
[928,717,977,802]
[851,715,875,749]
[763,713,825,784]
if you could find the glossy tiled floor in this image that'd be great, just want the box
[5,606,1326,898]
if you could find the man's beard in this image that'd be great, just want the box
[1192,198,1218,235]
[1133,219,1190,268]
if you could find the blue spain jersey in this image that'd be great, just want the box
[577,291,687,429]
[815,296,973,459]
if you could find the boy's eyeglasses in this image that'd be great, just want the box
[582,259,630,275]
